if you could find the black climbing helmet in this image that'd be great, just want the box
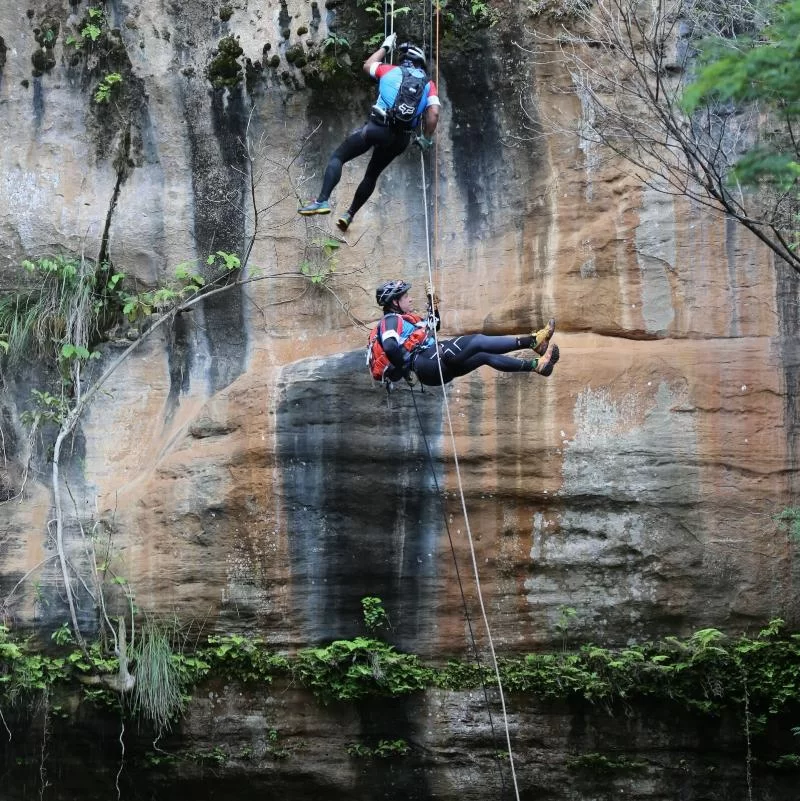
[398,42,426,70]
[376,280,411,307]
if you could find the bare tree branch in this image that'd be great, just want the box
[526,0,800,273]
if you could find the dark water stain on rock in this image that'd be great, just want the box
[440,35,505,238]
[277,351,444,654]
[440,25,545,243]
[353,698,433,801]
[178,80,248,396]
[165,311,194,414]
[31,76,44,128]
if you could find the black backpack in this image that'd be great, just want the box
[386,66,428,130]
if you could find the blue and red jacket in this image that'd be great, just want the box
[368,312,434,381]
[369,63,440,129]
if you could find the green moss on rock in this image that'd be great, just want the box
[31,47,56,76]
[206,35,244,89]
[284,44,305,64]
[33,19,60,48]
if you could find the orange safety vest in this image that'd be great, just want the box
[367,313,429,381]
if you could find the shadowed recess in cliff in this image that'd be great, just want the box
[775,262,800,617]
[276,351,444,654]
[179,83,248,395]
[352,697,432,801]
[441,30,543,241]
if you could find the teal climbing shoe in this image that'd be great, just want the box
[298,200,331,216]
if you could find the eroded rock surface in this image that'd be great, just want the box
[1,1,799,798]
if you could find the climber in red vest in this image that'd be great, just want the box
[368,280,559,386]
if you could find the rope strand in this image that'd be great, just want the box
[409,386,509,799]
[419,155,521,801]
[387,2,521,798]
[417,3,521,792]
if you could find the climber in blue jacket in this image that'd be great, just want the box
[298,35,441,231]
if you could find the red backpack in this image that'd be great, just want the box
[367,313,429,381]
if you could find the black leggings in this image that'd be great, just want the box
[318,122,411,216]
[412,335,533,386]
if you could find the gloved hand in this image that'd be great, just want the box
[381,33,396,50]
[424,281,440,308]
[415,134,434,152]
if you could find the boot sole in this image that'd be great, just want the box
[298,208,331,216]
[336,218,350,231]
[536,343,559,376]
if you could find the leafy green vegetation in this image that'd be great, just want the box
[131,620,186,735]
[0,256,121,369]
[64,6,109,50]
[300,237,339,288]
[0,251,243,376]
[347,738,410,758]
[81,7,106,43]
[683,0,800,193]
[294,637,433,702]
[94,71,123,104]
[200,634,289,683]
[361,596,390,633]
[2,619,800,749]
[566,752,648,773]
[19,389,70,428]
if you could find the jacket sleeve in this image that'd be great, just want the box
[382,337,405,370]
[379,314,406,371]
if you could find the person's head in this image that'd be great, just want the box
[376,279,412,313]
[398,42,426,70]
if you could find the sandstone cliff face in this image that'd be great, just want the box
[1,0,799,798]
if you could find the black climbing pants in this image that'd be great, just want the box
[318,122,411,216]
[412,335,533,386]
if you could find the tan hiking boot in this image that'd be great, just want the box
[533,342,559,376]
[532,318,556,356]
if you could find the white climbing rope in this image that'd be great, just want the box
[384,0,395,60]
[383,0,522,795]
[418,153,522,801]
